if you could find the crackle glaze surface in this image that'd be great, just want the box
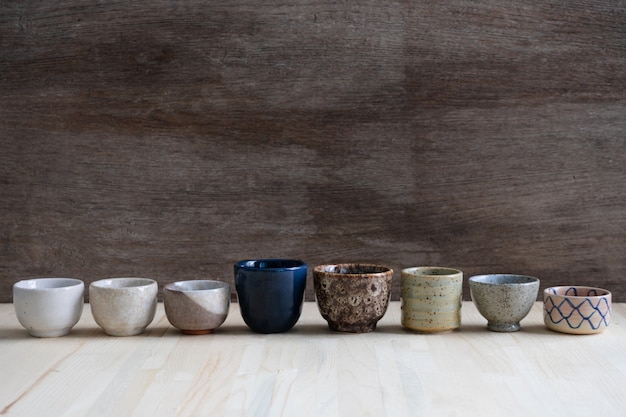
[313,264,392,333]
[90,278,158,336]
[401,267,463,333]
[469,274,540,332]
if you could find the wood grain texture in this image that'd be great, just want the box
[1,302,626,416]
[1,1,625,302]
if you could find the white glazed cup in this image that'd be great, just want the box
[90,278,158,336]
[401,267,463,332]
[13,278,85,337]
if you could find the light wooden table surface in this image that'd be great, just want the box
[1,301,625,417]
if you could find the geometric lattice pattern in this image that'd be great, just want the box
[544,287,611,331]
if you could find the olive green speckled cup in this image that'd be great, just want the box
[401,267,463,333]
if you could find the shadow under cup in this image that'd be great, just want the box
[234,259,307,334]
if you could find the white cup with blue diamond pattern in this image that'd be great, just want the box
[543,286,611,334]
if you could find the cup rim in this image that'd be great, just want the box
[165,280,230,293]
[313,263,393,276]
[544,286,611,299]
[13,278,84,291]
[90,277,157,290]
[235,259,306,271]
[401,266,462,276]
[469,274,539,286]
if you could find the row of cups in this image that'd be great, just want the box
[12,259,612,338]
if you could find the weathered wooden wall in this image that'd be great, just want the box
[1,1,625,302]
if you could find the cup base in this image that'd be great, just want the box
[29,328,72,338]
[328,321,377,333]
[487,322,520,332]
[403,325,457,334]
[180,329,214,335]
[401,318,459,333]
[102,327,147,337]
[248,327,295,334]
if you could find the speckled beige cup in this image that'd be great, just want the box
[401,267,463,333]
[90,278,158,336]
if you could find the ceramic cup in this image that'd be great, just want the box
[89,277,158,336]
[313,263,393,333]
[401,266,463,333]
[13,278,84,337]
[543,286,611,335]
[164,280,231,335]
[469,274,540,332]
[234,259,307,334]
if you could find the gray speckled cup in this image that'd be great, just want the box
[469,274,540,332]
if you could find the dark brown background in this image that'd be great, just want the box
[1,1,625,302]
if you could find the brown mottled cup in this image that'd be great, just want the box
[313,263,393,333]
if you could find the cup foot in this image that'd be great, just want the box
[181,329,214,335]
[29,328,72,338]
[487,322,520,332]
[103,327,147,337]
[328,321,377,333]
[403,326,457,334]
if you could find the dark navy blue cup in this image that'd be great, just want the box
[234,259,307,334]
